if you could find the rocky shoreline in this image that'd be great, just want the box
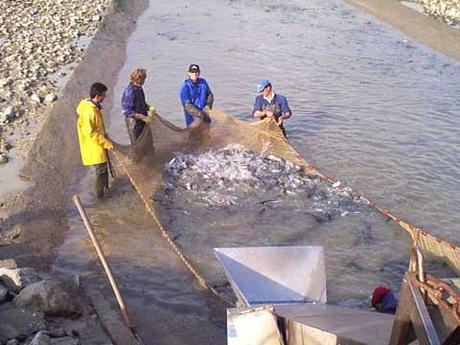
[402,0,460,26]
[0,259,112,345]
[0,0,110,163]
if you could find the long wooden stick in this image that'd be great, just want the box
[73,195,135,330]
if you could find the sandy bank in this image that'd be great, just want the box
[344,0,460,61]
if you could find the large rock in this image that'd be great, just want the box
[0,259,18,269]
[0,282,8,302]
[29,331,50,345]
[13,280,81,317]
[0,267,41,293]
[0,307,46,343]
[28,331,81,345]
[50,337,80,345]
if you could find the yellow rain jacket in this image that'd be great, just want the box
[76,99,113,166]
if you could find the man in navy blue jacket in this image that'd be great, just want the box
[179,64,214,127]
[121,68,155,144]
[252,79,292,137]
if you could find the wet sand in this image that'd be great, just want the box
[345,0,460,61]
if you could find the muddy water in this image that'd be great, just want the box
[57,0,460,343]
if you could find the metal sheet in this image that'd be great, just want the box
[275,303,394,345]
[215,246,326,305]
[227,306,284,345]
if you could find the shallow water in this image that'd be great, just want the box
[57,0,460,343]
[158,145,410,304]
[0,145,30,198]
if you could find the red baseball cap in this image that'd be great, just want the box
[371,286,390,307]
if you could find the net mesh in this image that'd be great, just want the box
[111,109,460,296]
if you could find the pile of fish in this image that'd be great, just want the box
[163,144,369,223]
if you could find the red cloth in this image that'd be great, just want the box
[371,286,390,307]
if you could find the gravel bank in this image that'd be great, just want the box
[402,0,460,26]
[0,0,110,162]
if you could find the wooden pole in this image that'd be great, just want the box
[73,195,135,330]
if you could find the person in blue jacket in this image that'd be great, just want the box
[121,68,155,144]
[252,79,292,137]
[179,64,213,127]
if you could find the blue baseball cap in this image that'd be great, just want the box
[256,79,271,93]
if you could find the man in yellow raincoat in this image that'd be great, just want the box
[76,82,114,199]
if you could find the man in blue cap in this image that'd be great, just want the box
[179,64,213,127]
[252,79,292,137]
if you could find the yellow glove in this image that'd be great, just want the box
[146,105,157,123]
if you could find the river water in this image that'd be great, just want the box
[56,0,460,343]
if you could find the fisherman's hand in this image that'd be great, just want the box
[190,117,204,128]
[105,141,114,150]
[137,114,151,123]
[277,117,284,126]
[265,110,274,118]
[134,113,147,121]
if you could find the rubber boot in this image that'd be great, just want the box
[94,163,109,199]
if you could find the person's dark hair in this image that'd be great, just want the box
[90,82,108,98]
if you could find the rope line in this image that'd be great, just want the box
[280,135,460,253]
[113,151,234,306]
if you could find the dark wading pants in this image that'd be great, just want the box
[94,162,109,199]
[125,117,145,144]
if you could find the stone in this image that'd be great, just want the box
[13,280,81,317]
[44,93,57,103]
[0,282,7,302]
[0,79,12,88]
[46,324,65,338]
[50,337,80,345]
[0,308,46,343]
[1,106,14,123]
[0,267,41,293]
[0,259,18,269]
[0,153,8,164]
[30,331,50,345]
[30,94,41,104]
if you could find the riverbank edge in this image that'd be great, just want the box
[0,0,148,344]
[344,0,460,61]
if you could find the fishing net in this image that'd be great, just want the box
[111,109,460,302]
